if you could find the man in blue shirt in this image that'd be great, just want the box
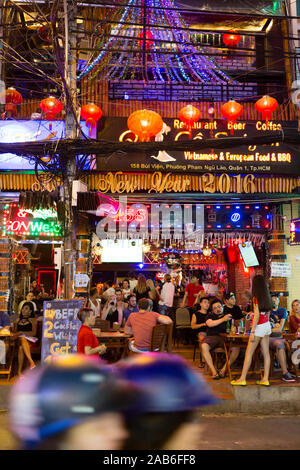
[0,311,11,367]
[269,295,295,382]
[123,294,139,323]
[270,295,288,328]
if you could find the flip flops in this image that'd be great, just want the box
[231,380,247,386]
[256,380,270,386]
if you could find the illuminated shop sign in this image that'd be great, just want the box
[102,206,147,222]
[97,118,300,175]
[2,204,62,237]
[0,120,95,170]
[290,219,300,245]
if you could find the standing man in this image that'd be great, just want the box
[158,274,175,316]
[125,299,173,353]
[183,275,204,309]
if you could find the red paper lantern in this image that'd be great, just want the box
[223,30,241,48]
[5,88,22,116]
[40,96,63,130]
[221,100,243,135]
[137,30,154,50]
[178,105,201,138]
[255,95,278,123]
[127,109,163,142]
[38,25,51,44]
[80,103,102,136]
[6,87,22,105]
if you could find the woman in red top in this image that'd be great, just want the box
[231,275,273,387]
[77,308,106,358]
[290,299,300,334]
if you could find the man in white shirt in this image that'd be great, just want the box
[158,274,175,316]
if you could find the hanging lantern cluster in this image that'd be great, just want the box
[80,103,102,136]
[40,96,63,130]
[178,105,201,138]
[127,109,163,142]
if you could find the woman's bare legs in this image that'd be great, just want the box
[18,346,24,375]
[19,337,35,368]
[233,337,261,383]
[259,335,270,382]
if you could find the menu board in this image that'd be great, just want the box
[41,300,82,362]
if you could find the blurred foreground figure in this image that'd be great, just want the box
[9,355,139,450]
[117,353,219,450]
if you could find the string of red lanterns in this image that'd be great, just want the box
[2,85,279,141]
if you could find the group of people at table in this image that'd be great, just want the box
[1,272,300,385]
[78,273,300,386]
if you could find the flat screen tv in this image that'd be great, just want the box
[238,241,259,267]
[101,239,143,263]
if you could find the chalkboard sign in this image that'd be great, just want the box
[41,300,82,362]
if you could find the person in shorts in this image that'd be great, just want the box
[231,275,272,387]
[201,299,232,379]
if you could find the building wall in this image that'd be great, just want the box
[283,201,300,310]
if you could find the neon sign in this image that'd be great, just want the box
[2,204,62,237]
[231,212,241,223]
[103,206,147,223]
[290,219,300,245]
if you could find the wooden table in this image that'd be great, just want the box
[0,333,16,381]
[223,333,262,381]
[93,330,131,361]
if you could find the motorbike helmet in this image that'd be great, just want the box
[117,352,219,413]
[9,354,139,448]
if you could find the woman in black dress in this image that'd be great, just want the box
[14,302,37,376]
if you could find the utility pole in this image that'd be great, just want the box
[62,0,78,300]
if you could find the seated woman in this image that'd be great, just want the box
[191,297,209,368]
[101,293,123,327]
[14,302,37,376]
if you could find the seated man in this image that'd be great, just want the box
[216,293,246,378]
[124,298,173,353]
[0,311,11,367]
[201,299,237,379]
[269,294,296,383]
[123,294,139,323]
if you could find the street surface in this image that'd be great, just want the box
[0,412,299,450]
